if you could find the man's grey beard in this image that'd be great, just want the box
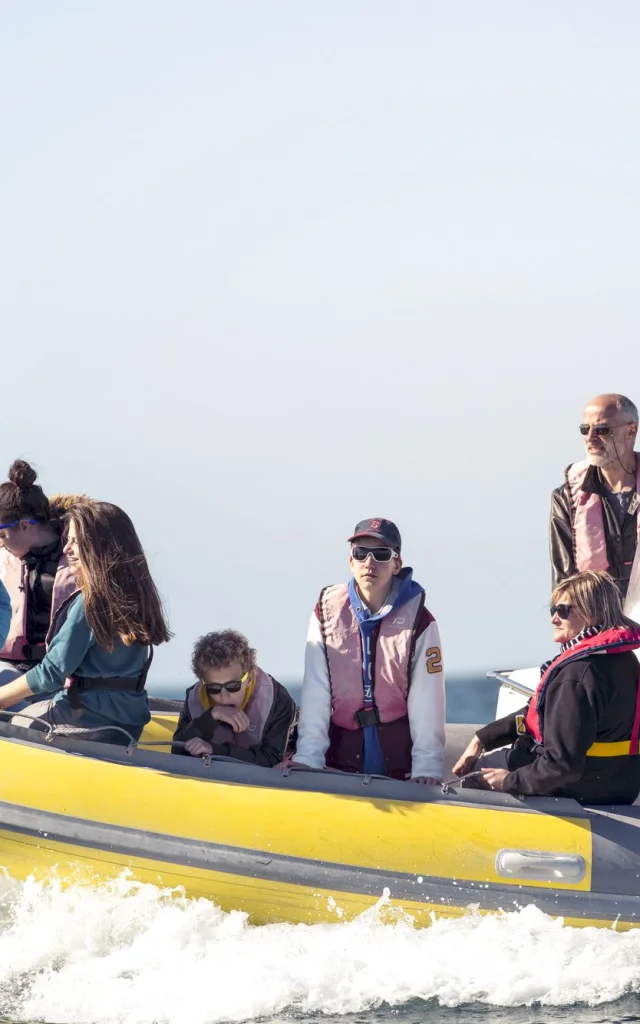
[586,448,613,468]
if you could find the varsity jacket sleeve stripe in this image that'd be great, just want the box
[293,609,332,769]
[407,618,446,779]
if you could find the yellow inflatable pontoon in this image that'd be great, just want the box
[0,698,639,930]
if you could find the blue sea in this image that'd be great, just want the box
[1,675,638,1024]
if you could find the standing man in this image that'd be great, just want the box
[292,518,445,783]
[550,394,639,601]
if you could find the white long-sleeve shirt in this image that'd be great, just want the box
[295,605,446,779]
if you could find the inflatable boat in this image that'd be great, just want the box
[1,686,640,931]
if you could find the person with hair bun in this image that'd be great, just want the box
[0,460,79,689]
[0,501,172,744]
[172,630,296,766]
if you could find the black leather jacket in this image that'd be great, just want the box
[550,464,639,598]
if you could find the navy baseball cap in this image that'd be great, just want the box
[348,518,402,551]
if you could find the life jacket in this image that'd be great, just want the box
[67,648,154,710]
[318,583,427,729]
[317,582,429,778]
[187,667,275,748]
[523,626,640,757]
[0,547,78,662]
[566,456,640,573]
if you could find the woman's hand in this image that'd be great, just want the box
[481,768,509,791]
[452,736,484,777]
[185,737,214,757]
[274,752,296,769]
[211,706,250,733]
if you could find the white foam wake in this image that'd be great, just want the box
[0,873,639,1023]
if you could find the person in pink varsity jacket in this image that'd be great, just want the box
[292,518,445,783]
[550,394,639,601]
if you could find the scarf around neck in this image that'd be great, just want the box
[539,623,603,677]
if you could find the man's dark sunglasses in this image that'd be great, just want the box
[579,423,633,437]
[203,670,249,695]
[351,545,397,563]
[550,604,572,619]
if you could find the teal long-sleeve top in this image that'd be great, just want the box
[25,593,151,729]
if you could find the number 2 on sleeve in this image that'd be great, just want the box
[426,646,442,674]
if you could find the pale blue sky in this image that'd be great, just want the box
[1,1,639,684]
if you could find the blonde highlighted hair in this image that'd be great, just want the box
[552,571,638,632]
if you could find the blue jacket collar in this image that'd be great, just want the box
[347,567,423,628]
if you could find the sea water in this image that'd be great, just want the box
[1,875,640,1024]
[1,676,639,1024]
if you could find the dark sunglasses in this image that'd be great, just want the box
[203,670,250,695]
[579,423,632,437]
[351,545,398,563]
[550,604,572,619]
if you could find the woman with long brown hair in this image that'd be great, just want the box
[0,501,171,743]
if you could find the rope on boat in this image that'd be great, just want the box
[0,711,244,763]
[0,708,140,752]
[0,709,491,793]
[440,770,486,794]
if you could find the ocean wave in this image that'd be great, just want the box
[0,873,639,1023]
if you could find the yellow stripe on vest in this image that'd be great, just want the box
[586,740,634,757]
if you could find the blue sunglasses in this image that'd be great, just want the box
[0,519,38,530]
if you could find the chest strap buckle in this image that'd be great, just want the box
[356,707,380,727]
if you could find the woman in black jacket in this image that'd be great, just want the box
[453,571,640,804]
